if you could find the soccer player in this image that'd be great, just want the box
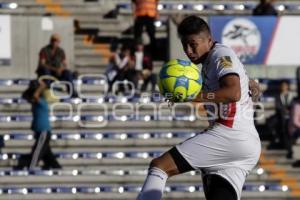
[137,16,261,200]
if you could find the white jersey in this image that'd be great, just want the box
[201,43,256,132]
[175,43,261,200]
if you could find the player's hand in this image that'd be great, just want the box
[165,93,183,107]
[165,98,174,108]
[164,94,175,107]
[249,79,261,102]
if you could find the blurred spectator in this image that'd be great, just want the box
[106,45,136,93]
[253,0,278,16]
[133,41,156,92]
[287,98,300,168]
[286,67,300,166]
[36,34,77,97]
[0,135,3,154]
[134,41,145,82]
[267,81,295,151]
[287,98,300,165]
[16,80,61,170]
[276,81,294,120]
[132,0,159,56]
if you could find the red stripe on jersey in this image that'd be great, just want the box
[216,102,237,128]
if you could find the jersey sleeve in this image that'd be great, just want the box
[215,53,240,80]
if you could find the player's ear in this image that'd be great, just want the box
[207,33,212,42]
[207,35,213,46]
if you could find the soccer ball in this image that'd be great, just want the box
[158,59,202,102]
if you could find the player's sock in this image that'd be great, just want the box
[137,167,168,200]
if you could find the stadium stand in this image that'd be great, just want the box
[0,0,300,200]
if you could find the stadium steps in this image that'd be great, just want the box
[1,1,300,199]
[0,133,282,149]
[0,171,294,186]
[78,22,167,34]
[0,120,208,130]
[0,189,295,200]
[3,0,300,17]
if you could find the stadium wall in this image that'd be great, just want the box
[0,15,74,79]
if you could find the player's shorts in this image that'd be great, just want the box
[175,123,261,200]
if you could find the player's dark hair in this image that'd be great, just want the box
[177,15,211,38]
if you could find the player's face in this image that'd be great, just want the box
[181,32,212,64]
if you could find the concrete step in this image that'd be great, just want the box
[0,104,192,114]
[75,49,110,57]
[0,119,208,130]
[2,146,169,154]
[75,43,109,50]
[0,149,293,168]
[75,41,110,49]
[0,127,200,133]
[4,138,184,148]
[79,22,167,33]
[75,57,108,65]
[76,67,106,75]
[0,191,294,200]
[75,57,107,66]
[0,171,290,185]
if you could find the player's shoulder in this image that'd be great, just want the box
[209,43,241,69]
[210,43,236,59]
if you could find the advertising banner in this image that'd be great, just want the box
[210,16,300,66]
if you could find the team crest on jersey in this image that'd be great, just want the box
[218,56,232,68]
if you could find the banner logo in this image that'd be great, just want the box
[222,18,261,63]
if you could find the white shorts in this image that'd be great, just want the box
[176,123,261,200]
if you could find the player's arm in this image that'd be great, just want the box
[194,54,242,103]
[194,74,241,103]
